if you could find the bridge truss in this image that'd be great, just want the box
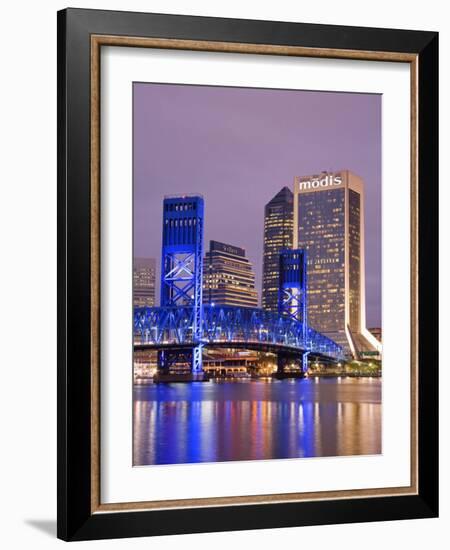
[134,305,343,361]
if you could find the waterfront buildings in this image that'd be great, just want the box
[133,257,156,308]
[293,170,381,357]
[262,187,293,312]
[203,240,258,307]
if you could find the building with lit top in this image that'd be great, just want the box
[293,170,381,357]
[262,187,293,312]
[203,240,258,308]
[133,257,156,308]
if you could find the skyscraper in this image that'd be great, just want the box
[203,240,258,308]
[262,187,293,312]
[133,257,156,308]
[293,170,381,357]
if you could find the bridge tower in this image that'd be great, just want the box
[160,195,204,375]
[278,249,309,373]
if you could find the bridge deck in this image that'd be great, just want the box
[134,305,343,360]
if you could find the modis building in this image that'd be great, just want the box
[293,170,381,358]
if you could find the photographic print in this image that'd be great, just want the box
[132,82,383,467]
[58,10,439,540]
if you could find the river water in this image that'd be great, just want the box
[133,377,381,466]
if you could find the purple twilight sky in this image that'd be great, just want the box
[133,83,381,327]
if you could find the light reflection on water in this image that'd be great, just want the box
[133,378,381,466]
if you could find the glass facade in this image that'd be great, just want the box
[133,257,156,308]
[297,188,346,335]
[262,187,293,312]
[203,240,258,308]
[294,170,376,356]
[348,189,361,332]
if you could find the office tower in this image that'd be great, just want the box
[133,257,156,308]
[293,170,381,357]
[203,240,258,308]
[262,187,293,312]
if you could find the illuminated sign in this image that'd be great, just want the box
[298,173,342,191]
[210,240,245,257]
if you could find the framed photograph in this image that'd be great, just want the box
[57,8,438,541]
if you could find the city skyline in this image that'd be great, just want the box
[134,83,381,326]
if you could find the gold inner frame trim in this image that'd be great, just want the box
[90,34,419,514]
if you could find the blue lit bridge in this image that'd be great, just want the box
[134,304,343,359]
[135,194,343,380]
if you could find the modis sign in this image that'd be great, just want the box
[297,173,342,191]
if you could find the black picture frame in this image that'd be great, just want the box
[57,7,438,541]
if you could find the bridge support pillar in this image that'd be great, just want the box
[302,351,310,373]
[275,352,303,379]
[192,344,204,376]
[277,352,289,374]
[157,350,169,372]
[157,349,191,373]
[155,347,209,382]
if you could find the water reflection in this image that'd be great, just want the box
[133,378,381,466]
